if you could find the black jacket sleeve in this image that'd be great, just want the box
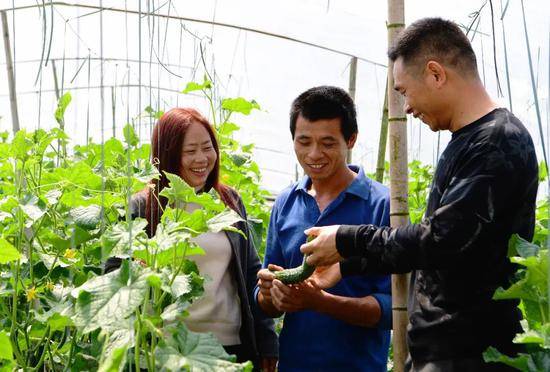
[234,195,279,358]
[337,141,522,275]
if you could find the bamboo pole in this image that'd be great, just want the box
[347,56,358,164]
[387,1,409,370]
[1,11,19,133]
[375,81,389,183]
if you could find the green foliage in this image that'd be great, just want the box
[0,331,13,361]
[533,199,549,247]
[484,346,530,371]
[0,96,256,370]
[221,97,260,115]
[101,219,148,258]
[181,76,212,94]
[0,238,21,264]
[539,161,547,183]
[72,260,153,333]
[70,205,103,230]
[483,234,550,371]
[368,160,434,224]
[55,92,72,125]
[122,123,139,147]
[154,323,253,371]
[407,161,434,224]
[144,106,164,120]
[98,344,129,372]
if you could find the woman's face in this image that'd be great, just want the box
[179,122,217,189]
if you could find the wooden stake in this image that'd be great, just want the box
[347,56,358,164]
[1,11,19,133]
[387,0,409,370]
[375,81,389,183]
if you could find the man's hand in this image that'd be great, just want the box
[308,263,342,289]
[257,265,285,317]
[257,264,282,303]
[300,225,343,266]
[270,279,325,313]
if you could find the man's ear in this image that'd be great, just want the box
[426,60,447,88]
[347,133,357,149]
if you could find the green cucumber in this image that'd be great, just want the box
[272,235,315,284]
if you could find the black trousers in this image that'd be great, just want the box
[404,354,520,372]
[223,344,260,370]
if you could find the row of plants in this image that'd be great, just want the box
[0,81,268,371]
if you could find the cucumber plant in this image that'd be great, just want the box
[0,91,260,371]
[483,234,549,371]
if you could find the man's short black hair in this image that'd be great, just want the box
[388,18,478,77]
[289,86,357,141]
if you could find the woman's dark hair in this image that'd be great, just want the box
[388,17,478,78]
[145,107,239,236]
[289,86,357,141]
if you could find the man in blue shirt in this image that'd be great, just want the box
[256,86,392,371]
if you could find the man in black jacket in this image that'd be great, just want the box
[300,18,538,372]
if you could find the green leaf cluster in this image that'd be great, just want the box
[407,160,434,224]
[155,323,253,371]
[483,235,550,371]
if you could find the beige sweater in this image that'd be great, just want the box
[183,204,242,346]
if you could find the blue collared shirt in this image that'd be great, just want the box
[257,166,391,371]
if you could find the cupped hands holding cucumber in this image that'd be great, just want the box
[257,234,327,315]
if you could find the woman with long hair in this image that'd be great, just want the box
[106,108,278,370]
